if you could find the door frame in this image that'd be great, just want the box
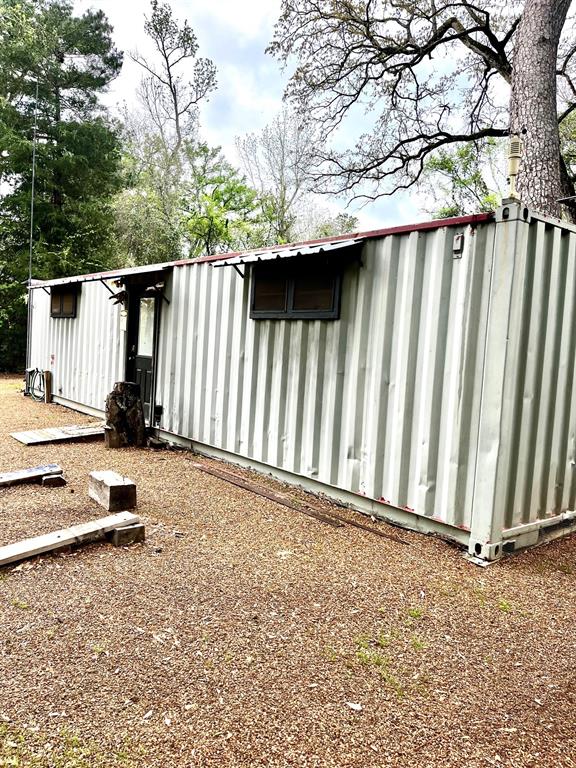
[124,276,163,428]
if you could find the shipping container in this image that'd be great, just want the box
[28,201,576,560]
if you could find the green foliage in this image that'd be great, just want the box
[423,141,502,219]
[111,116,183,265]
[407,606,423,619]
[0,722,136,767]
[312,212,359,238]
[114,135,267,263]
[112,186,181,266]
[0,0,123,370]
[183,143,266,256]
[560,112,576,184]
[10,598,30,609]
[0,275,28,372]
[116,1,229,263]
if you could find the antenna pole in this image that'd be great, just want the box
[25,79,39,371]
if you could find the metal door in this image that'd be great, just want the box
[126,294,157,422]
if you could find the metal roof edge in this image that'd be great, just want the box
[29,262,172,289]
[528,208,576,234]
[211,237,365,268]
[195,211,495,266]
[28,211,495,287]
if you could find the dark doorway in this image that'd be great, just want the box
[126,289,158,423]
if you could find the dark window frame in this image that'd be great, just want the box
[250,262,342,320]
[50,285,80,318]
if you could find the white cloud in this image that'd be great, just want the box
[180,0,280,43]
[73,0,427,230]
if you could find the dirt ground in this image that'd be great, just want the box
[1,374,576,767]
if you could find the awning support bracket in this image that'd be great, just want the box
[232,265,245,279]
[99,279,115,296]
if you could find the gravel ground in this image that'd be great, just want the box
[1,374,576,767]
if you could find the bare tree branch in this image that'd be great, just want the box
[268,0,574,215]
[130,0,216,154]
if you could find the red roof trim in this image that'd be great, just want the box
[193,211,494,266]
[31,211,494,287]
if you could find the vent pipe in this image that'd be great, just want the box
[507,134,523,200]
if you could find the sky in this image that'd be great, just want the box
[74,0,421,231]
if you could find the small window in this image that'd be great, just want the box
[50,286,79,318]
[250,262,341,320]
[253,274,287,312]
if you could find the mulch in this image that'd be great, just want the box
[1,375,576,767]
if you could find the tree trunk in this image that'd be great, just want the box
[104,381,146,448]
[510,0,572,218]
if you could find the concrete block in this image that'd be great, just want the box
[42,473,66,487]
[88,470,136,512]
[109,523,145,547]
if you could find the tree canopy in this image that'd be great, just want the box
[131,0,217,154]
[268,0,576,218]
[0,0,123,369]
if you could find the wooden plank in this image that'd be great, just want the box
[189,462,343,528]
[190,461,410,545]
[0,511,140,567]
[0,464,63,488]
[10,424,104,445]
[44,371,52,404]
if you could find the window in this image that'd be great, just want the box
[50,286,79,318]
[250,261,342,320]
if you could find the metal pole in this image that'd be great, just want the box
[25,79,39,372]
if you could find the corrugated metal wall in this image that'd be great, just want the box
[28,207,576,550]
[156,220,496,532]
[29,280,124,413]
[493,213,576,531]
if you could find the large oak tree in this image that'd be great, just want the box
[268,0,576,218]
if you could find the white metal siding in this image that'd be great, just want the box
[29,207,576,552]
[29,280,124,413]
[156,221,496,532]
[495,215,576,530]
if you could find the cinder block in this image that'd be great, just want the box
[109,523,145,547]
[88,470,136,512]
[42,473,66,487]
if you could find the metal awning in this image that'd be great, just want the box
[211,237,365,268]
[29,263,171,289]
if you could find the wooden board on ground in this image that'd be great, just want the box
[0,511,140,567]
[190,460,409,544]
[0,463,63,488]
[10,424,104,446]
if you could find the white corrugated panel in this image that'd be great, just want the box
[156,220,495,533]
[28,280,125,413]
[489,212,576,530]
[212,237,365,266]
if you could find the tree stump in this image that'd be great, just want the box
[105,381,146,448]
